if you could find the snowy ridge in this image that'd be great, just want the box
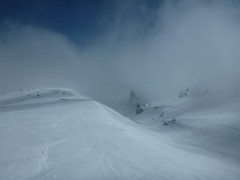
[0,88,87,105]
[0,88,89,113]
[0,88,240,180]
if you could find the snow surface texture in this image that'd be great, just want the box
[0,88,239,180]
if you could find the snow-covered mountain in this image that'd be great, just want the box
[129,90,240,168]
[0,88,239,180]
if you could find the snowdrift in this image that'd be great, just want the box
[0,88,239,180]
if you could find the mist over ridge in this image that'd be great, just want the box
[0,0,239,107]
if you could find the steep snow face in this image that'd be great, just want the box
[0,88,239,180]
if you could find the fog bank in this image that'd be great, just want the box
[0,0,240,107]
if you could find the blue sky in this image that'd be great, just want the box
[0,0,162,44]
[0,0,106,42]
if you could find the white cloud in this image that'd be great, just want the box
[0,0,240,107]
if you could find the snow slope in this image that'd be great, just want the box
[130,91,240,172]
[0,88,239,180]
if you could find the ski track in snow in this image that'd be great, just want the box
[36,139,66,173]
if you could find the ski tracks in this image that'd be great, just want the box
[36,139,66,174]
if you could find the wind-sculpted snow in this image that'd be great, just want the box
[0,88,239,180]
